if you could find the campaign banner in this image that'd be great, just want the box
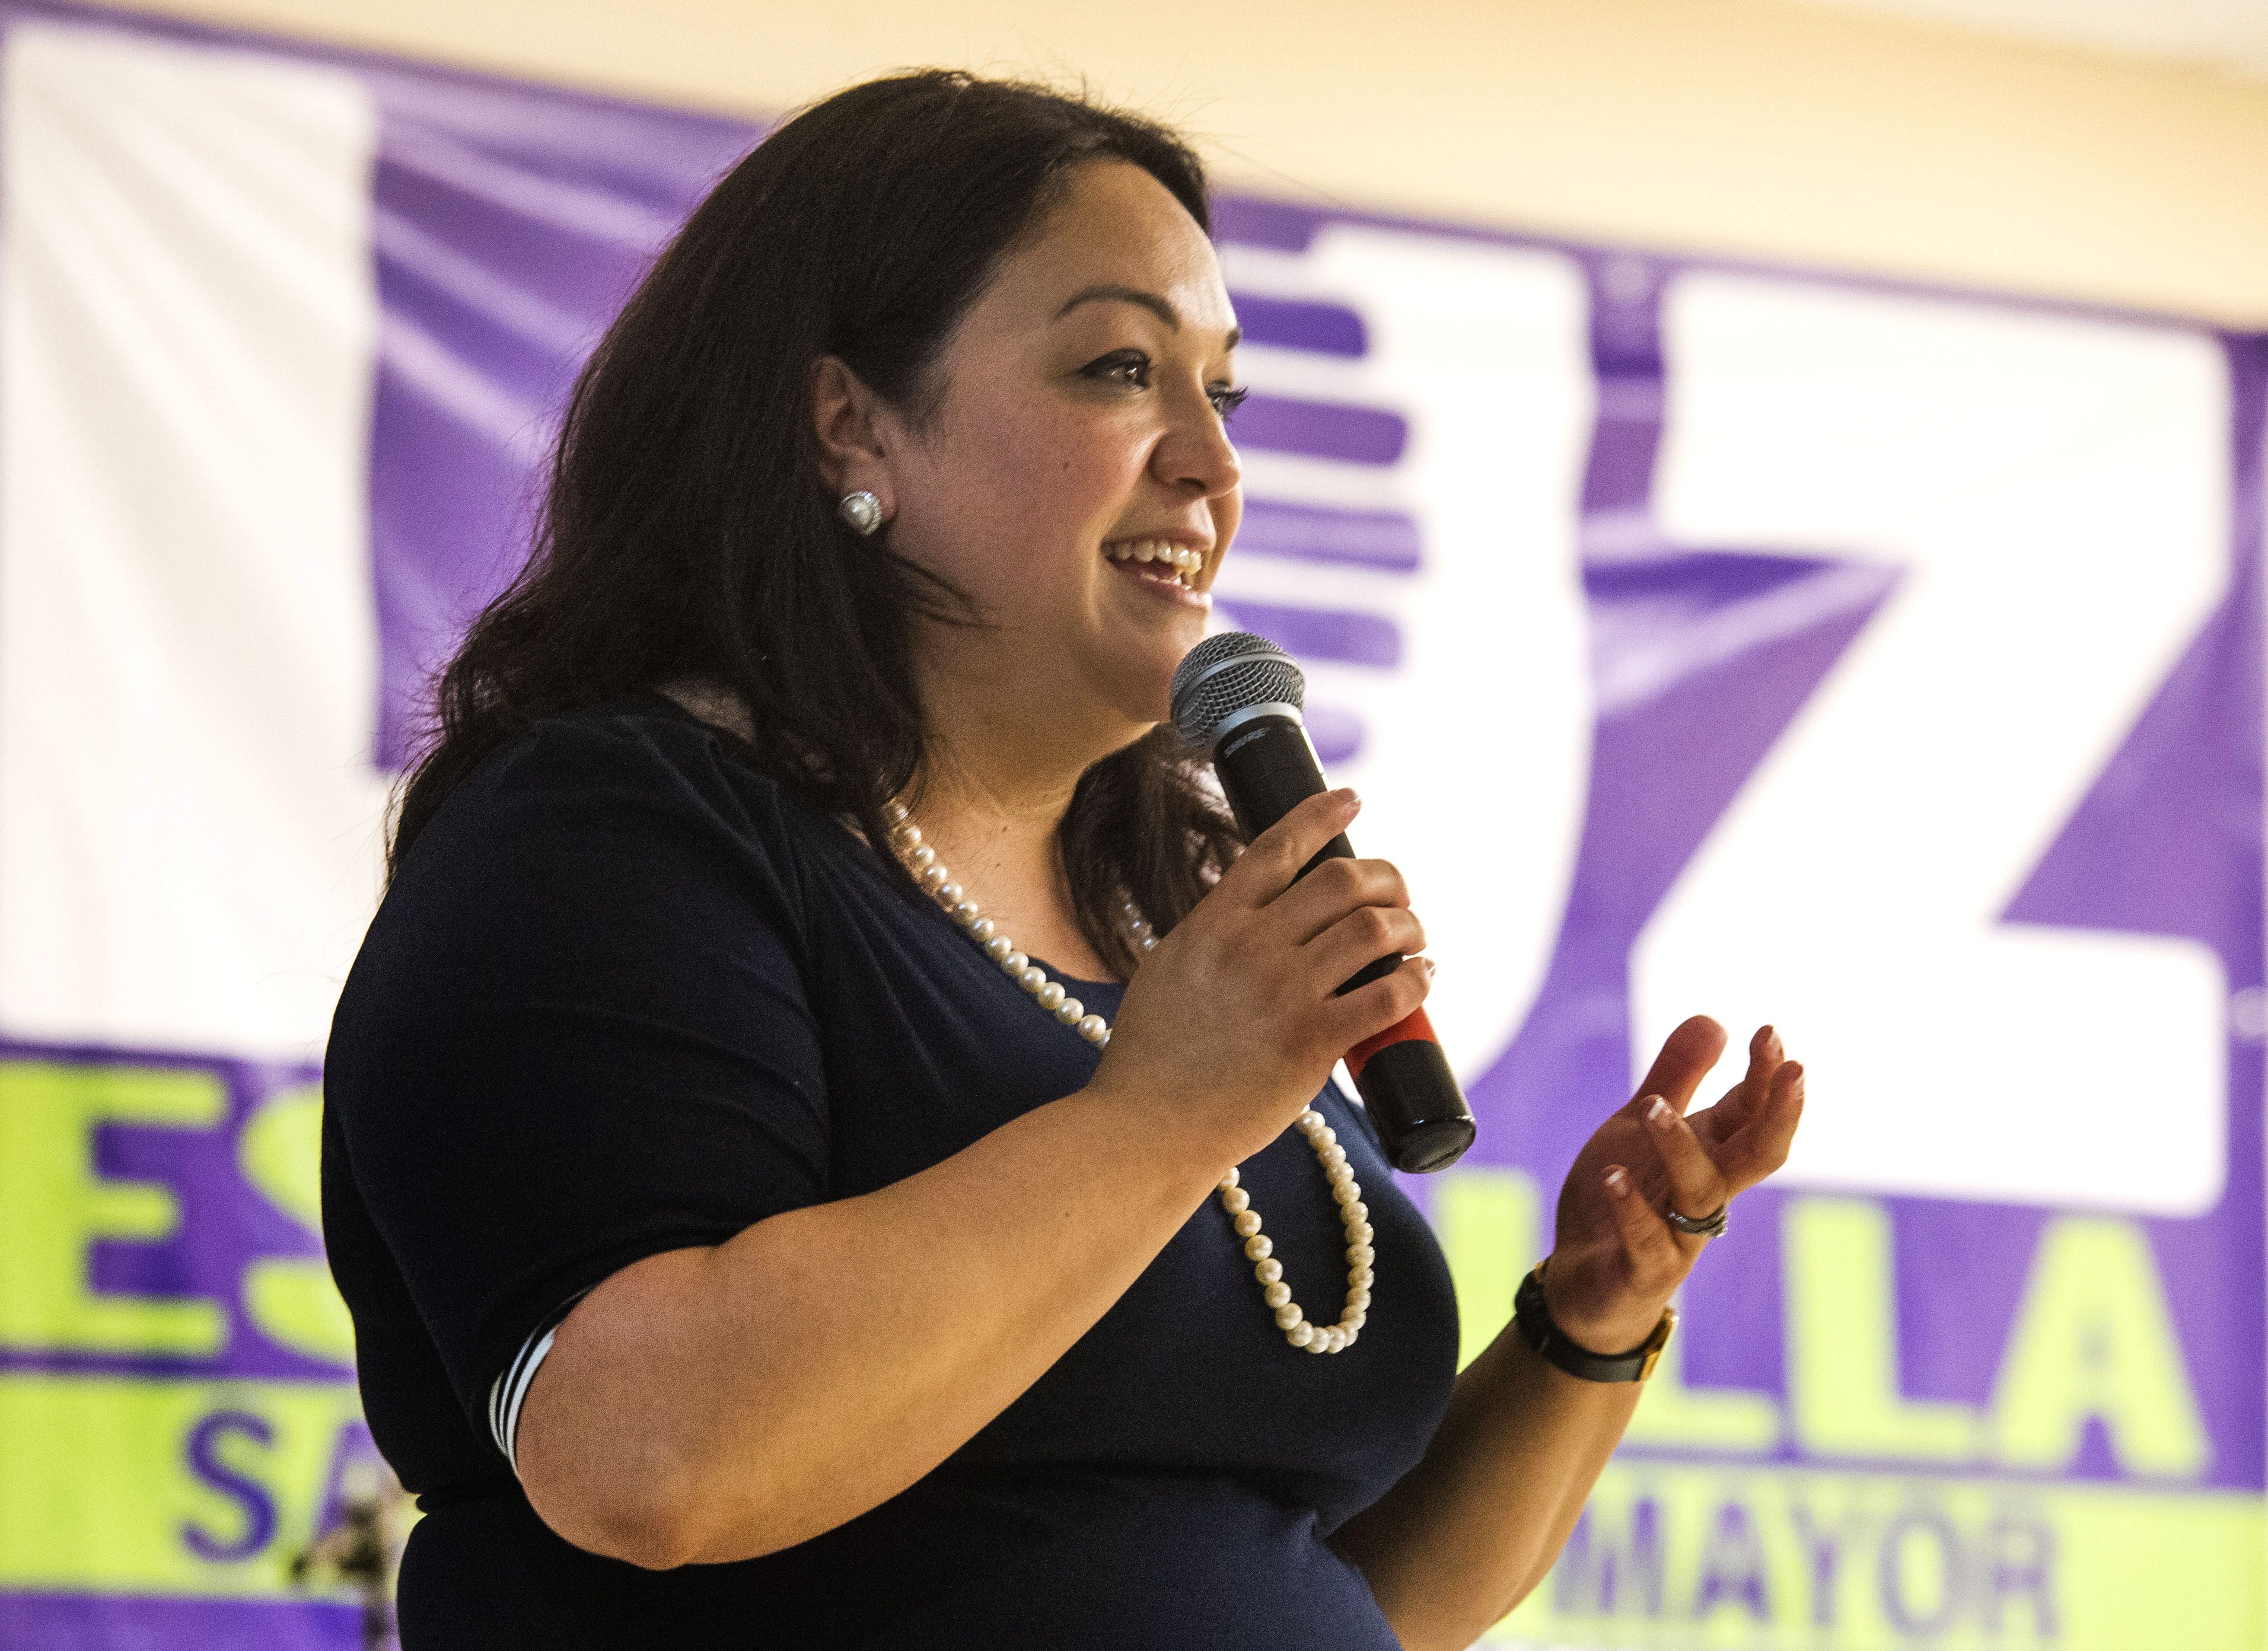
[0,4,2254,1646]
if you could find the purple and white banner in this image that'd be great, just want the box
[0,3,2256,1646]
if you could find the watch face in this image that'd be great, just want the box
[1635,1306,1679,1382]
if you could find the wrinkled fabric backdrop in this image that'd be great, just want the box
[0,2,2257,1646]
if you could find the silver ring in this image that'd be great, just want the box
[1665,1203,1728,1238]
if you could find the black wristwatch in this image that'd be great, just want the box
[1512,1261,1675,1383]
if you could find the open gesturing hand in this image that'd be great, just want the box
[1538,1017,1805,1357]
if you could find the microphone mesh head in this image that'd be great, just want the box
[1170,632,1307,751]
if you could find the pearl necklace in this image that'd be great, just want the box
[882,801,1374,1354]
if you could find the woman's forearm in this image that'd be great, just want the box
[514,1072,1225,1568]
[1333,1315,1642,1651]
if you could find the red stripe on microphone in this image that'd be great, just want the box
[1343,1005,1439,1082]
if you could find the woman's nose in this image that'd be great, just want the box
[1155,388,1242,499]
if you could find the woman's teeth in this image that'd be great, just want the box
[1103,540,1205,588]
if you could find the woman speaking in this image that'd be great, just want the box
[322,69,1806,1650]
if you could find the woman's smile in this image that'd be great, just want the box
[1101,536,1212,609]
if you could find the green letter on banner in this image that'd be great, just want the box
[1785,1197,1977,1461]
[0,1062,225,1356]
[238,1083,355,1366]
[1992,1216,2208,1479]
[1434,1166,1539,1371]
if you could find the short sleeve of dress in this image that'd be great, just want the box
[324,707,830,1439]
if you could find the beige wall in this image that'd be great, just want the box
[88,0,2268,327]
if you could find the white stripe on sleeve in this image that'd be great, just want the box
[488,1290,591,1473]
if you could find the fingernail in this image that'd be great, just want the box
[1605,1166,1631,1197]
[1420,957,1438,975]
[1336,786,1362,809]
[1645,1095,1672,1127]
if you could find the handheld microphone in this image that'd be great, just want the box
[1170,632,1476,1173]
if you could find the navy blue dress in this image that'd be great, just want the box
[321,691,1461,1649]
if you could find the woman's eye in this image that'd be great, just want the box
[1085,350,1151,387]
[1080,353,1244,420]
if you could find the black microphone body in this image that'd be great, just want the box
[1177,636,1477,1173]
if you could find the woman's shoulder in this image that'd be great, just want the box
[433,685,805,839]
[390,684,865,929]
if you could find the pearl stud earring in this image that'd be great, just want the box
[839,489,883,537]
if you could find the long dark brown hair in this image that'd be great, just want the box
[387,71,1241,978]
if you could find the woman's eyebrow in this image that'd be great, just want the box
[1053,283,1241,349]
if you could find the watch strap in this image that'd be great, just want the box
[1512,1262,1675,1383]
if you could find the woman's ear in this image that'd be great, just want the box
[811,355,894,521]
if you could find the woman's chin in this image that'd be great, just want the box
[1151,603,1213,662]
[1063,649,1174,738]
[1132,651,1199,731]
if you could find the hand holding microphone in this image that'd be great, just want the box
[1095,633,1477,1174]
[1096,787,1437,1171]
